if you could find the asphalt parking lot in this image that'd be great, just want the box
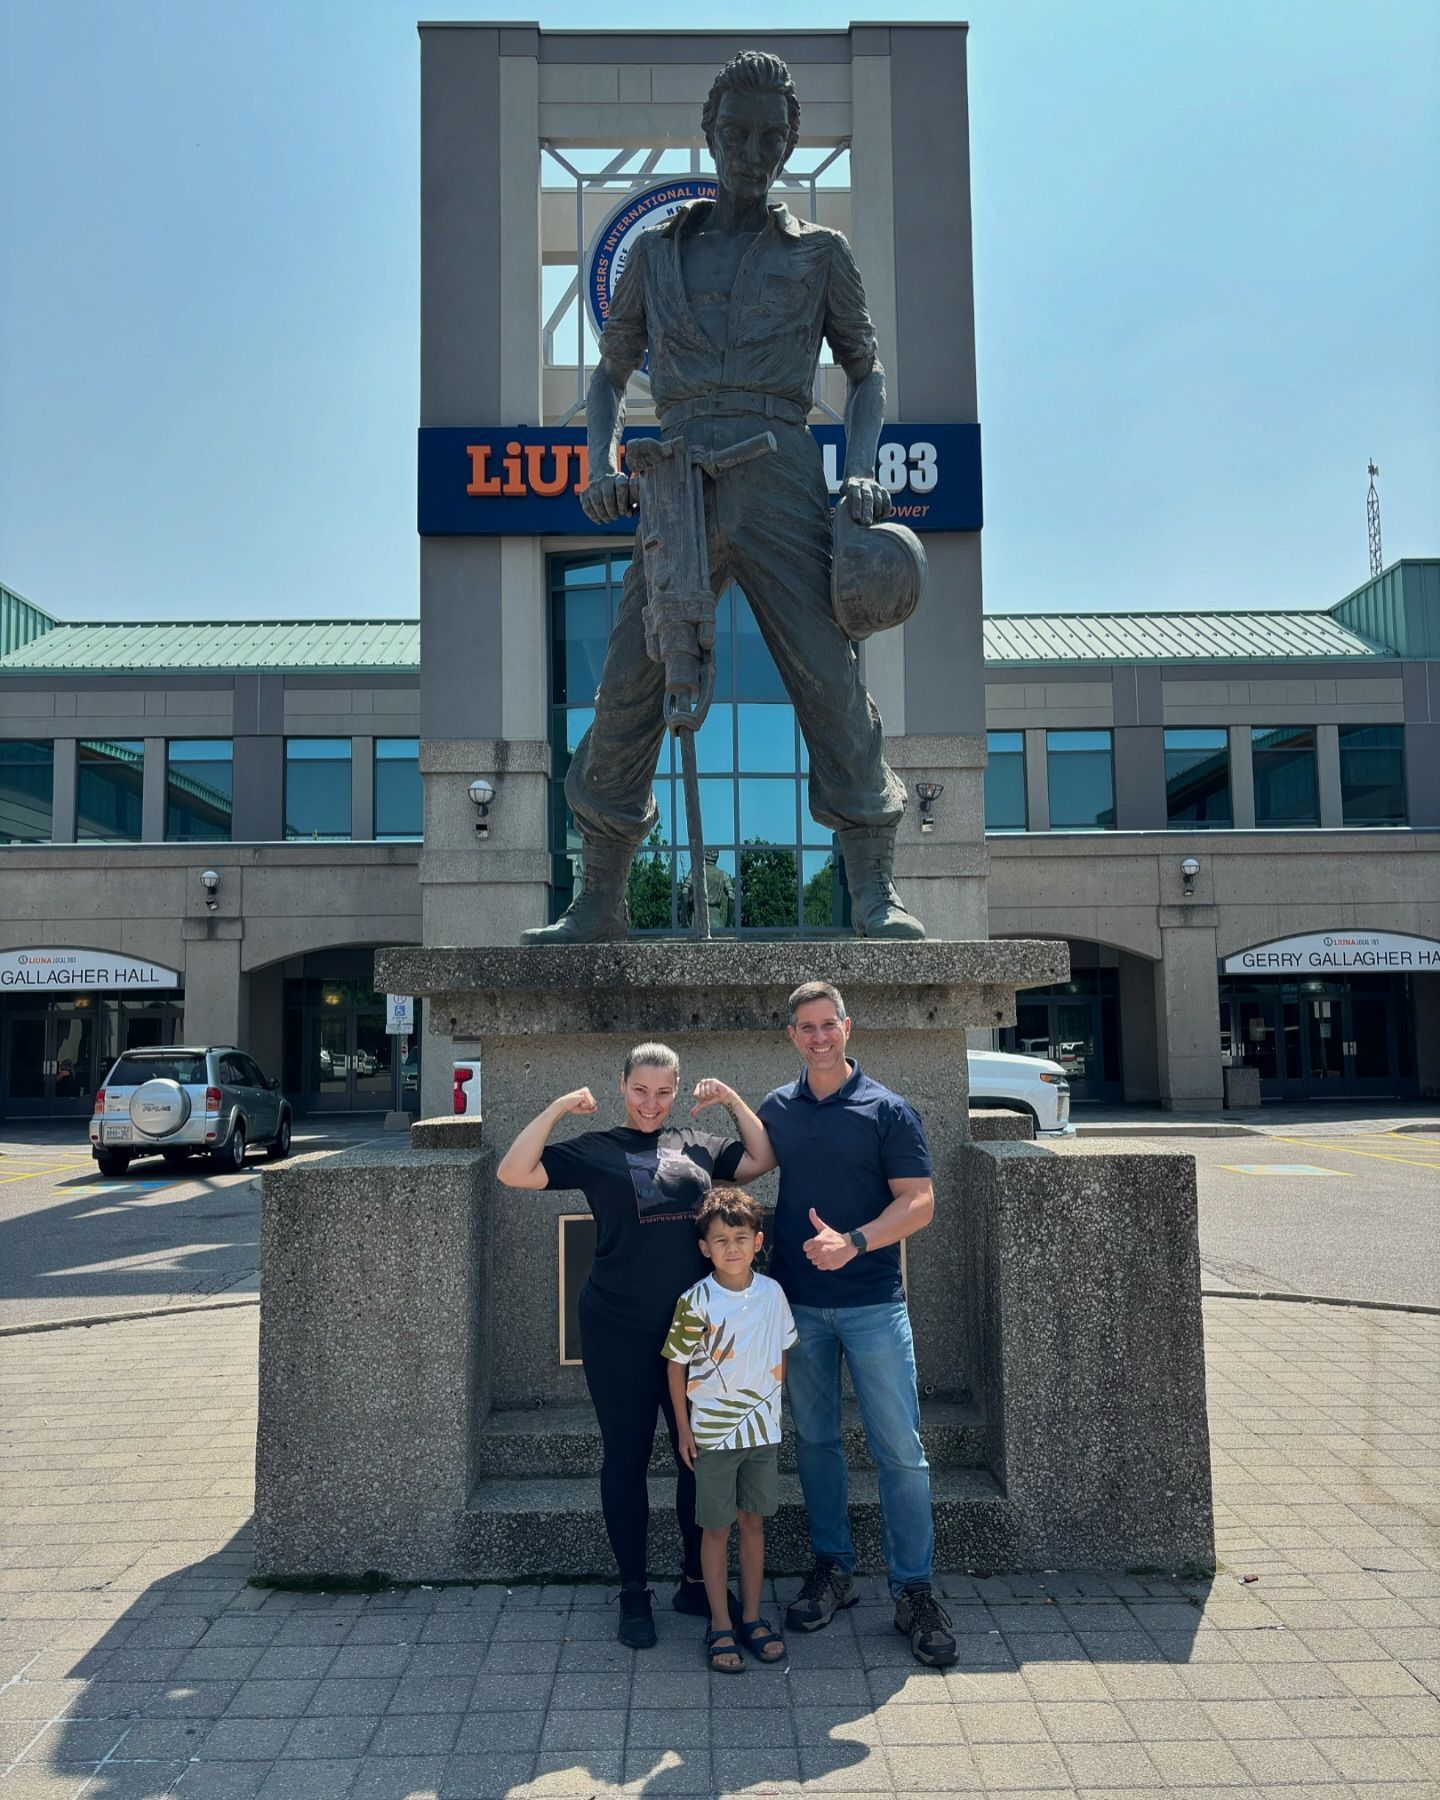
[1,1114,1434,1331]
[0,1119,382,1329]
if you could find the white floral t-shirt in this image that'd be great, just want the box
[662,1272,798,1451]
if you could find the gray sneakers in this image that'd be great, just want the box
[784,1559,858,1632]
[893,1581,958,1666]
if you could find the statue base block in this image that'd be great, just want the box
[254,941,1214,1580]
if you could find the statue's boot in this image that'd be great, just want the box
[838,826,926,941]
[520,838,631,945]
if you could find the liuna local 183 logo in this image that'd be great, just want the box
[584,179,717,356]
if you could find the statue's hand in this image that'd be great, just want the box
[579,471,639,524]
[624,437,669,476]
[842,477,893,527]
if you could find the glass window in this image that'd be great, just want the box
[374,737,422,840]
[166,739,232,841]
[985,730,1026,830]
[285,738,352,840]
[1338,725,1406,825]
[1046,730,1115,830]
[553,587,609,706]
[1164,729,1231,828]
[738,705,797,774]
[739,845,799,928]
[77,739,144,841]
[1252,727,1317,827]
[0,739,54,843]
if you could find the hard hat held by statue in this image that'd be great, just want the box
[522,49,927,946]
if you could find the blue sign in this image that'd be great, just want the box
[584,180,718,349]
[417,424,982,536]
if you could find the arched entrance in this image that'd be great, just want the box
[995,939,1159,1105]
[277,948,421,1115]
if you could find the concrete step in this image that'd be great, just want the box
[474,1398,988,1479]
[462,1466,1012,1580]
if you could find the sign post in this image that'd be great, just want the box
[385,995,415,1035]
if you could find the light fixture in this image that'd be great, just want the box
[200,869,221,912]
[468,778,496,838]
[1180,856,1200,897]
[915,782,944,834]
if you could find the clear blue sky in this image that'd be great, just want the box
[2,0,1436,622]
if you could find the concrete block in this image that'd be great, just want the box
[410,1116,485,1149]
[960,1139,1214,1569]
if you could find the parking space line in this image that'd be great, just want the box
[0,1161,93,1187]
[1268,1134,1440,1173]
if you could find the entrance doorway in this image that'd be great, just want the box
[283,964,419,1114]
[1,996,184,1118]
[1219,975,1415,1100]
[1000,966,1122,1104]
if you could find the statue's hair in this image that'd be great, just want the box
[702,50,801,162]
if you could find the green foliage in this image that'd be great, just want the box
[803,854,836,927]
[628,827,672,931]
[739,841,798,928]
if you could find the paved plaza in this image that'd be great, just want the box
[1,1294,1436,1798]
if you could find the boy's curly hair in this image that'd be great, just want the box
[695,1185,764,1236]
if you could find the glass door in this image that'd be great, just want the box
[1304,998,1345,1086]
[1344,994,1398,1095]
[306,1012,351,1112]
[4,1012,49,1111]
[352,1012,395,1110]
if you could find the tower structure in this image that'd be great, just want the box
[1367,460,1383,577]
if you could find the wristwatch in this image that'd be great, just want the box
[847,1229,869,1254]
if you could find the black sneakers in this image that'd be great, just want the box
[617,1581,657,1649]
[784,1560,858,1632]
[672,1578,742,1624]
[893,1581,957,1666]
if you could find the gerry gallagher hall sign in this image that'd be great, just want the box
[417,177,983,538]
[1222,932,1440,974]
[0,949,180,991]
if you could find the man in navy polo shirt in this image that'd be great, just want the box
[758,979,957,1667]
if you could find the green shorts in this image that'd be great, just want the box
[693,1442,780,1528]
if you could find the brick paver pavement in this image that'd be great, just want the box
[1,1299,1436,1797]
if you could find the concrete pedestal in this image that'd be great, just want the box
[1223,1064,1263,1109]
[254,939,1215,1581]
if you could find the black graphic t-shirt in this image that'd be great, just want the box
[541,1126,745,1335]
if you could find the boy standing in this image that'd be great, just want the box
[665,1189,797,1672]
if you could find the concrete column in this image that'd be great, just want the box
[351,738,375,842]
[181,921,246,1045]
[1227,727,1256,829]
[51,738,77,843]
[886,733,988,940]
[1316,724,1343,828]
[1413,973,1440,1101]
[497,41,541,425]
[141,738,166,842]
[1023,729,1050,832]
[1403,723,1440,828]
[246,963,286,1081]
[1113,727,1166,831]
[232,738,283,842]
[1153,908,1223,1110]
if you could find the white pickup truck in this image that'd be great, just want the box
[967,1049,1074,1136]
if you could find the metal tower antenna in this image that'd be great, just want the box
[1366,461,1383,577]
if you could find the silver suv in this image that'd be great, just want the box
[89,1045,293,1178]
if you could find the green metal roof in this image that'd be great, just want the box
[1,583,56,659]
[1330,559,1440,659]
[982,609,1386,665]
[0,619,420,674]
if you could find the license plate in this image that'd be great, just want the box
[103,1123,130,1143]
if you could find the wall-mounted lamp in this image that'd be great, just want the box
[200,869,221,912]
[1180,856,1200,897]
[468,779,496,839]
[915,782,944,834]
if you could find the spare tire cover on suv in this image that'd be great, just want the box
[129,1079,192,1137]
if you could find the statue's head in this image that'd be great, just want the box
[702,50,801,203]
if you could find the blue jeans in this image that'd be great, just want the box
[786,1302,933,1598]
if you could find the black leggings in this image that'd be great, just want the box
[579,1289,702,1586]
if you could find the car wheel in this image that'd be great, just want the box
[162,1149,194,1169]
[213,1124,246,1173]
[265,1114,292,1161]
[97,1150,131,1178]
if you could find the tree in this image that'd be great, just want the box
[739,842,798,929]
[627,828,672,931]
[802,854,837,928]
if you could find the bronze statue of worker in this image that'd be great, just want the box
[524,49,924,945]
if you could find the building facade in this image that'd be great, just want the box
[2,561,1436,1118]
[2,25,1435,1118]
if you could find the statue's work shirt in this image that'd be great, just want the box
[598,200,881,420]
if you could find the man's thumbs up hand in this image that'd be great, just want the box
[804,1208,858,1271]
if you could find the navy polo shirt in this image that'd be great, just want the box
[759,1061,932,1309]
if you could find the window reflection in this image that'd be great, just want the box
[1164,729,1230,828]
[738,705,797,773]
[739,779,799,845]
[77,740,144,842]
[166,739,233,842]
[1252,727,1317,827]
[0,739,54,843]
[985,730,1026,831]
[1338,725,1405,825]
[1046,730,1115,830]
[693,704,734,774]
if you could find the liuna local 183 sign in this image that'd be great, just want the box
[418,423,982,536]
[0,948,181,991]
[1221,931,1440,974]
